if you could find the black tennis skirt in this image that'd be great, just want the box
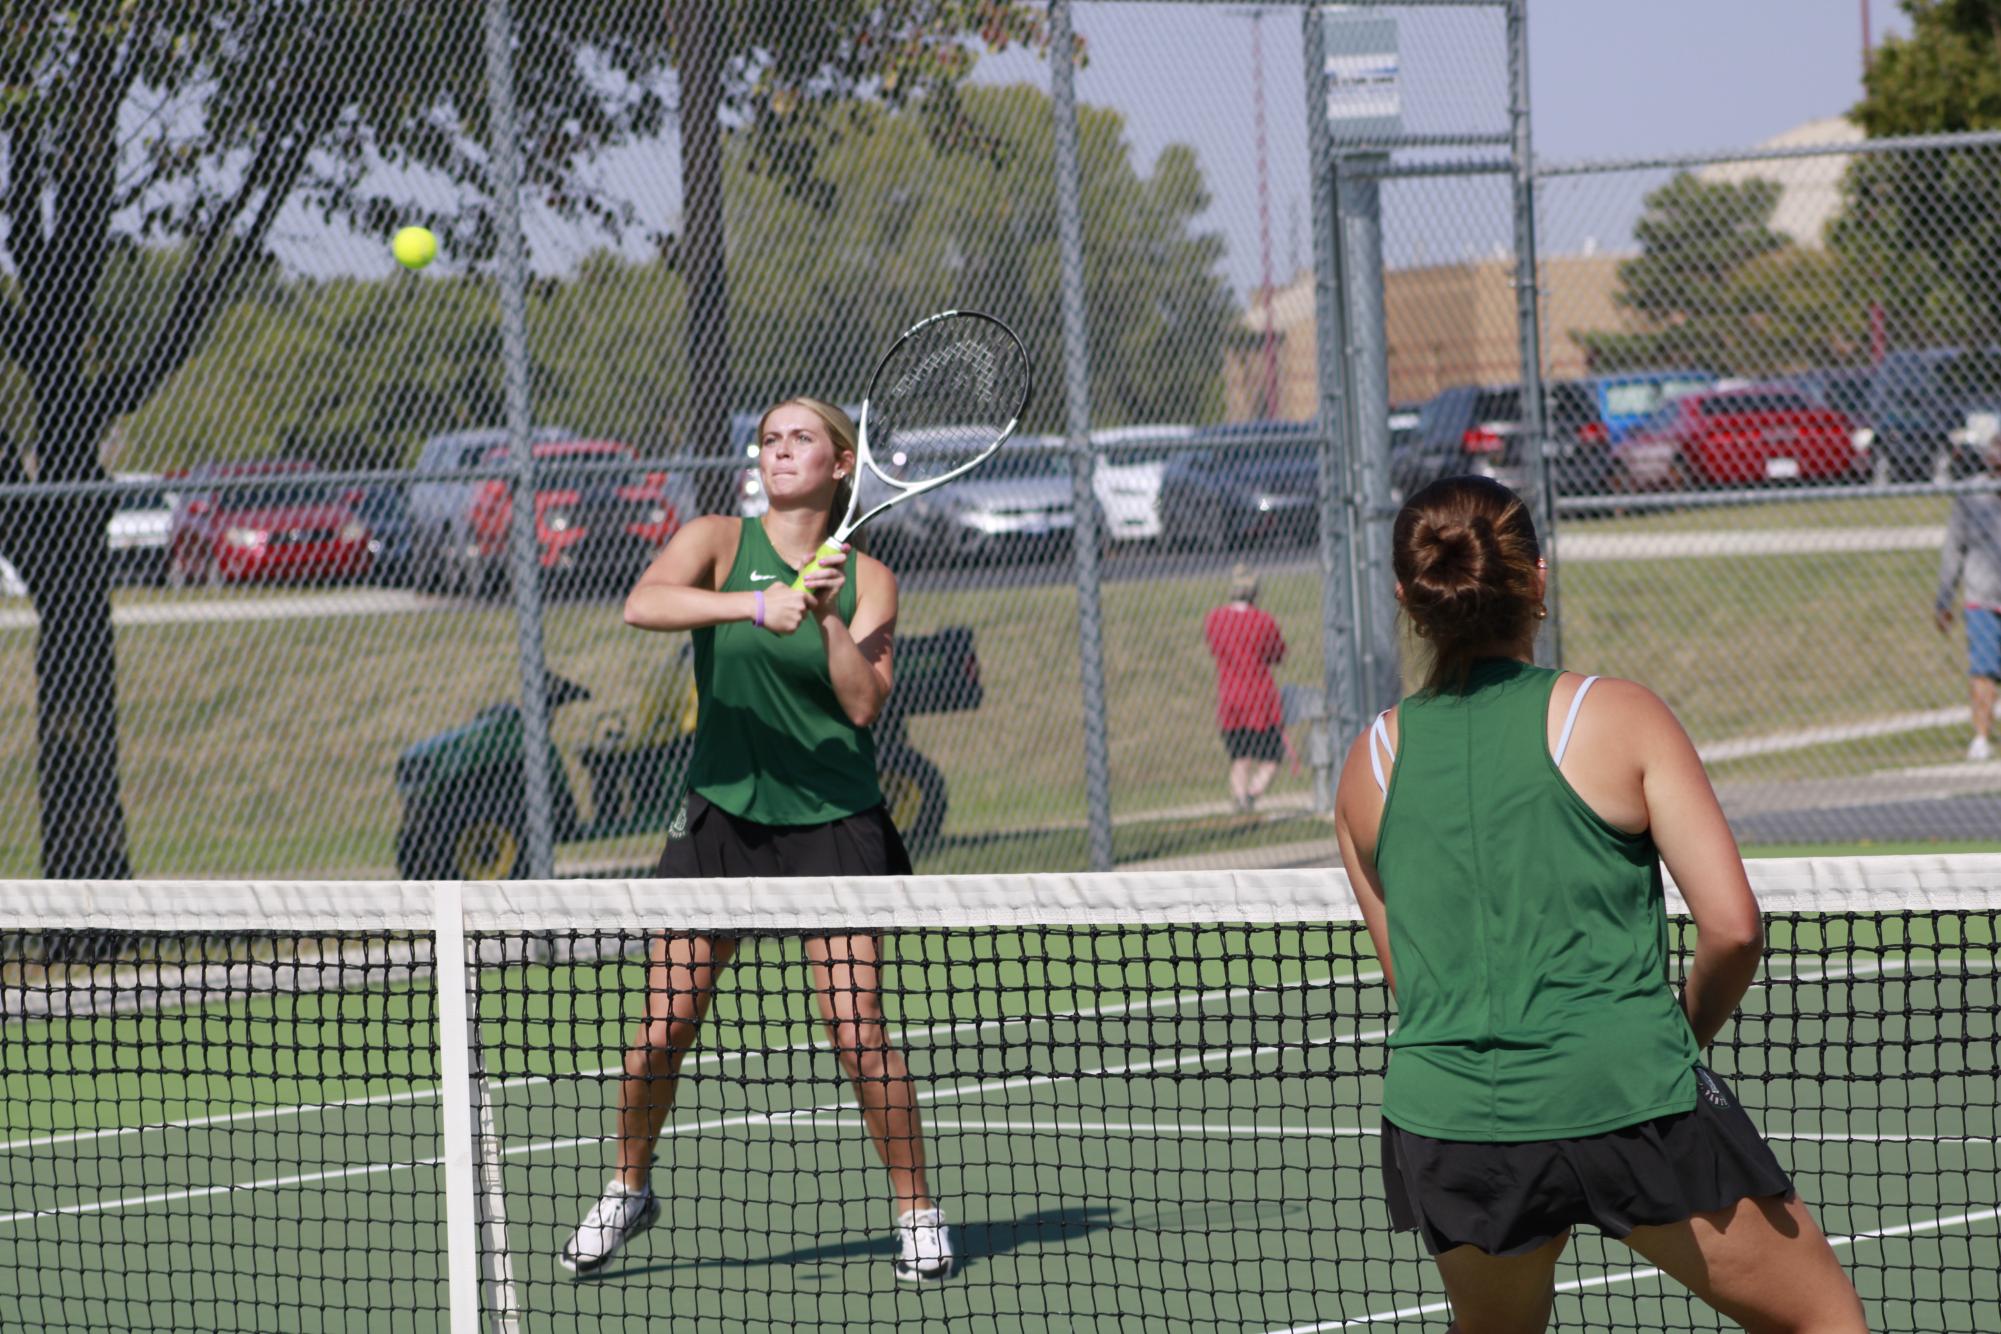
[1381,1066,1794,1257]
[656,792,911,882]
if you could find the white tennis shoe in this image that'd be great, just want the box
[559,1178,660,1275]
[1969,735,1993,762]
[893,1205,955,1282]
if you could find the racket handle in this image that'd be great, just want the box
[789,540,844,591]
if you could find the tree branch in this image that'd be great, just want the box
[109,99,329,417]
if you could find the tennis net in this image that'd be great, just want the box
[1,858,1995,1332]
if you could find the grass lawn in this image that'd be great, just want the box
[0,502,1982,876]
[1559,491,1951,534]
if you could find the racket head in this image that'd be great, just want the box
[857,311,1031,494]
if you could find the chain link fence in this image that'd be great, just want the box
[0,2,1351,886]
[2,4,1993,888]
[1536,132,2001,846]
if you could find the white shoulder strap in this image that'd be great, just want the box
[1552,675,1600,766]
[1369,711,1396,794]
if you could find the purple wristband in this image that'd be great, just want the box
[753,588,765,627]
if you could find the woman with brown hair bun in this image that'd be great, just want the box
[1335,475,1864,1332]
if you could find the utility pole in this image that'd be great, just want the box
[1230,8,1281,420]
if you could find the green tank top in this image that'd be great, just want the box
[1375,658,1698,1141]
[685,519,883,825]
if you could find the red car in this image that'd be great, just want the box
[167,460,372,588]
[1613,386,1868,490]
[465,440,686,596]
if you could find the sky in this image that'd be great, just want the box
[988,0,1914,296]
[268,2,1915,296]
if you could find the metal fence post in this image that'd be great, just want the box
[1507,0,1557,664]
[484,0,554,880]
[1334,153,1398,713]
[1050,0,1115,872]
[1304,6,1364,758]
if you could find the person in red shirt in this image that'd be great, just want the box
[1204,563,1289,812]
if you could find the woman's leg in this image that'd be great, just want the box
[1620,1194,1866,1333]
[1228,757,1255,809]
[805,931,932,1214]
[613,932,737,1190]
[1431,1231,1570,1334]
[1245,757,1279,803]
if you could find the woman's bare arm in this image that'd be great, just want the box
[810,547,895,727]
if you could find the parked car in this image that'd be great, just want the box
[1090,424,1197,546]
[1612,385,1867,490]
[1157,422,1319,552]
[1783,366,1873,423]
[1391,381,1611,499]
[1862,347,2001,483]
[855,432,1082,568]
[463,439,688,598]
[106,472,177,585]
[355,484,415,588]
[1387,405,1421,456]
[408,425,574,595]
[1587,369,1715,441]
[166,460,372,588]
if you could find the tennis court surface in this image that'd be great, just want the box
[2,859,1995,1331]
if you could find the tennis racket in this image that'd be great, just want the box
[791,309,1031,589]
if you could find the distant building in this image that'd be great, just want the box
[1222,118,1864,417]
[1225,253,1636,416]
[1696,116,1862,250]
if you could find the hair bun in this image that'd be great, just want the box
[1404,514,1502,612]
[1390,476,1542,691]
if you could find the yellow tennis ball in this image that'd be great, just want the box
[393,226,438,270]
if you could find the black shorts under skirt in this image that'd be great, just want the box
[1381,1066,1795,1257]
[656,792,911,899]
[1221,726,1284,762]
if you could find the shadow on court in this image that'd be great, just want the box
[584,1204,1120,1282]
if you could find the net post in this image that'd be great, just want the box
[433,880,485,1334]
[436,883,524,1333]
[471,940,523,1331]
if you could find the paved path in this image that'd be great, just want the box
[1559,525,1942,562]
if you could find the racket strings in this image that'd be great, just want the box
[868,321,1029,489]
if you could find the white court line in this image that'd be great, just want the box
[819,1116,1383,1139]
[1274,1205,2001,1332]
[1758,953,1997,988]
[15,944,1990,1155]
[0,1017,1382,1226]
[0,965,1381,1155]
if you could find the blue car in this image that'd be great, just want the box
[1589,370,1715,442]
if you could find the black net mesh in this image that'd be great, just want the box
[1,865,1996,1331]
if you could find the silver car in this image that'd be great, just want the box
[862,434,1083,567]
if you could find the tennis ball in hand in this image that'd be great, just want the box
[393,226,438,270]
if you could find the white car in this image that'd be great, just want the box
[107,472,178,585]
[1090,424,1196,545]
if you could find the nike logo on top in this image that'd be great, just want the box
[750,570,779,582]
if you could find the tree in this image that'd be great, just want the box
[723,85,1237,430]
[1574,173,1797,374]
[1837,0,2001,348]
[117,86,1238,474]
[664,2,1052,509]
[0,2,1042,877]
